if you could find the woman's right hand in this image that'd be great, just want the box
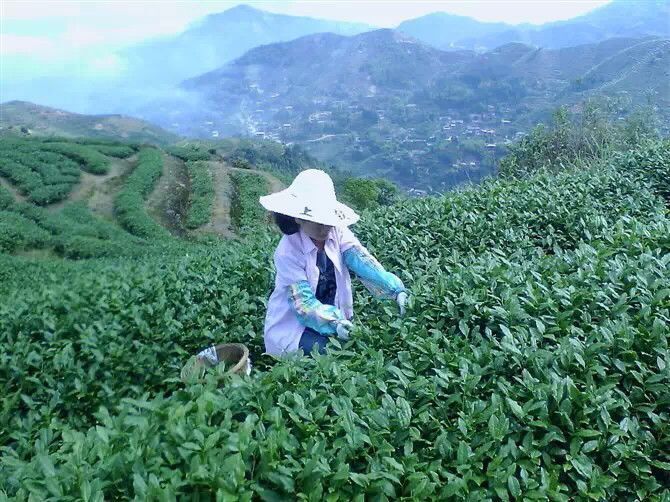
[335,320,353,340]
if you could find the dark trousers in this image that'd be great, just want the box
[298,327,330,355]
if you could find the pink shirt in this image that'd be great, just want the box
[263,226,361,356]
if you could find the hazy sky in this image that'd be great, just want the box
[1,0,612,82]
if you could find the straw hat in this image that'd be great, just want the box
[259,169,359,227]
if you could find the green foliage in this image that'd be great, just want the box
[114,148,170,239]
[185,161,215,229]
[341,177,400,210]
[0,184,148,258]
[499,105,661,178]
[614,138,670,204]
[0,137,82,205]
[40,141,111,175]
[222,139,316,175]
[166,144,211,162]
[231,158,253,170]
[0,210,52,253]
[91,145,136,158]
[1,140,669,499]
[230,171,270,231]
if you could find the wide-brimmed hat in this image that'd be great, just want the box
[259,169,359,227]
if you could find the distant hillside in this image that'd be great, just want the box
[157,31,669,189]
[400,0,670,50]
[120,4,374,85]
[397,13,515,50]
[0,101,179,145]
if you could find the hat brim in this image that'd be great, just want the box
[260,189,359,227]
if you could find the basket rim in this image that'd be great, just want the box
[213,343,250,374]
[181,343,250,381]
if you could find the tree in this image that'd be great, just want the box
[342,178,381,211]
[374,179,399,206]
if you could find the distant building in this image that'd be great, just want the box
[408,188,428,197]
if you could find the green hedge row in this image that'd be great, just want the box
[185,161,215,229]
[0,138,82,205]
[92,145,136,158]
[41,142,110,175]
[0,186,147,259]
[0,210,52,253]
[166,145,211,162]
[113,148,170,239]
[229,171,269,231]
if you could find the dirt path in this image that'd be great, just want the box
[86,155,138,220]
[0,176,26,203]
[145,153,190,236]
[193,161,284,237]
[194,160,235,237]
[50,155,136,214]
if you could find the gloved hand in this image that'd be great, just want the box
[335,320,353,340]
[396,292,409,317]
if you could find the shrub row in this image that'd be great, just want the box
[92,145,136,158]
[113,148,170,239]
[229,171,269,231]
[41,142,111,175]
[185,160,215,229]
[0,185,147,259]
[0,138,82,205]
[166,145,211,162]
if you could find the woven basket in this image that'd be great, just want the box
[181,343,250,382]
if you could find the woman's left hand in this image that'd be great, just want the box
[396,292,408,317]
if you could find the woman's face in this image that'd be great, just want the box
[295,218,332,241]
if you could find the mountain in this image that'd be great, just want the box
[400,0,670,50]
[183,30,471,102]
[397,13,515,50]
[0,5,375,116]
[155,31,669,189]
[119,4,375,85]
[0,101,179,145]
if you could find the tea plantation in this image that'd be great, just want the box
[0,138,669,500]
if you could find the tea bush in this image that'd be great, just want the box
[0,185,148,259]
[230,171,269,231]
[92,145,136,158]
[40,142,111,175]
[1,140,668,500]
[113,148,170,239]
[0,138,82,204]
[185,160,215,229]
[166,145,211,162]
[614,139,670,204]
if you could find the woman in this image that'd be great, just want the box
[259,169,408,356]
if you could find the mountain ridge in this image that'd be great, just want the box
[158,32,669,189]
[398,0,670,50]
[0,101,178,145]
[119,3,376,85]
